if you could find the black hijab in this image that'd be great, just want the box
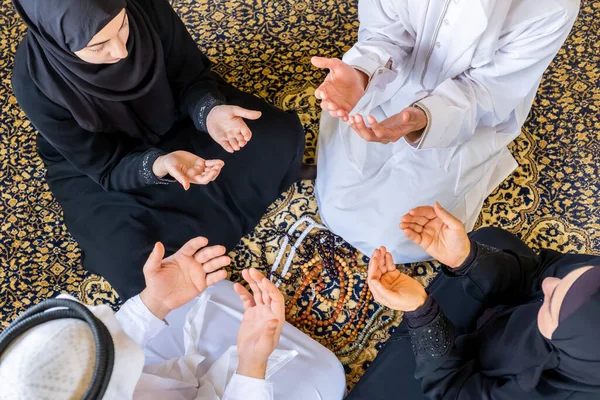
[13,0,176,144]
[464,262,600,397]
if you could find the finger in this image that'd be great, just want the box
[403,228,423,245]
[368,279,395,306]
[385,252,396,272]
[399,222,424,233]
[311,56,334,70]
[336,109,349,118]
[179,237,209,257]
[367,116,393,140]
[408,206,438,220]
[245,268,264,305]
[168,165,191,191]
[261,277,285,316]
[351,115,377,141]
[258,278,271,306]
[194,244,226,263]
[234,282,256,310]
[377,246,388,275]
[221,141,235,153]
[205,269,228,287]
[434,202,464,230]
[232,107,262,120]
[240,124,253,142]
[142,242,165,275]
[401,214,431,226]
[228,137,241,152]
[202,255,231,273]
[205,159,225,168]
[367,249,382,281]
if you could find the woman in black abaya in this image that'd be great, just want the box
[11,0,305,300]
[348,203,600,400]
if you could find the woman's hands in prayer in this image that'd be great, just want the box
[153,151,224,190]
[368,246,428,312]
[234,268,285,380]
[206,105,262,153]
[349,106,428,144]
[311,57,369,118]
[400,202,471,268]
[140,237,230,320]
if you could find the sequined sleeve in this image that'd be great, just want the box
[405,297,454,360]
[192,94,226,133]
[139,148,176,186]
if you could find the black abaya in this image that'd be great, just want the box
[12,0,304,300]
[347,227,600,400]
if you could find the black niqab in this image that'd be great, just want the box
[13,0,176,143]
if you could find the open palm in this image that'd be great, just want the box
[234,268,285,376]
[142,237,230,314]
[368,247,427,312]
[400,202,471,268]
[311,57,368,118]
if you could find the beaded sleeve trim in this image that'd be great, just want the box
[194,94,225,132]
[409,311,454,358]
[140,149,174,186]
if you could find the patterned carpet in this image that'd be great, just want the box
[1,0,599,392]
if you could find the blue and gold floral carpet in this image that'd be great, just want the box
[1,0,599,391]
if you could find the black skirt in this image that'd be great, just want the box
[39,83,305,300]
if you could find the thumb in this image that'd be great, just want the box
[434,202,463,230]
[143,242,165,275]
[232,107,262,120]
[311,56,333,69]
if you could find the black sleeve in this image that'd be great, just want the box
[440,240,545,306]
[12,71,172,192]
[142,0,226,132]
[405,299,553,400]
[442,240,600,307]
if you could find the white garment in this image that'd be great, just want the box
[116,281,346,400]
[316,0,579,262]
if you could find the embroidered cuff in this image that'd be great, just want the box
[193,94,225,132]
[408,309,454,359]
[442,241,500,277]
[139,148,176,186]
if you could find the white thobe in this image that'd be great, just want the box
[115,281,346,400]
[316,0,579,262]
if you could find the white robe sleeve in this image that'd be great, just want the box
[342,0,414,77]
[415,6,578,149]
[222,374,273,400]
[115,295,168,348]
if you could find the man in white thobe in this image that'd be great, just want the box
[313,0,580,263]
[0,238,346,400]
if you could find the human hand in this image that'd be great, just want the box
[234,268,285,380]
[206,105,262,153]
[311,57,369,119]
[367,246,428,312]
[400,202,471,268]
[348,106,427,144]
[153,151,224,190]
[140,237,230,320]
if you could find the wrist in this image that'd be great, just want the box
[448,240,472,269]
[237,358,267,380]
[407,292,429,312]
[152,155,167,178]
[139,288,171,320]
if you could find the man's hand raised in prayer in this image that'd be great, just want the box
[400,202,471,268]
[367,246,428,312]
[234,268,286,380]
[311,57,369,120]
[140,237,230,320]
[348,106,428,144]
